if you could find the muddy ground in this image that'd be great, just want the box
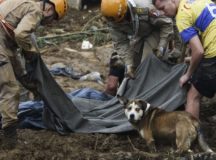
[0,2,216,160]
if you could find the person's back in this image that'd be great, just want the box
[0,0,41,25]
[0,0,43,55]
[177,0,216,58]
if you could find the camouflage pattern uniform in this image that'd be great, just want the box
[0,0,42,129]
[105,0,183,95]
[108,0,175,69]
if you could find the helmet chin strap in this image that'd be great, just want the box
[43,0,49,11]
[42,0,58,20]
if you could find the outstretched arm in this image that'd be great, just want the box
[179,35,204,87]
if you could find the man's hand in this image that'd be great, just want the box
[153,46,165,60]
[149,8,164,17]
[184,56,191,63]
[168,48,182,59]
[179,74,190,87]
[22,50,39,62]
[125,65,136,79]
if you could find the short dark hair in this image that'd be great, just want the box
[153,0,168,5]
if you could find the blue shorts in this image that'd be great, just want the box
[191,57,216,98]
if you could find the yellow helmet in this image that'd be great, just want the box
[101,0,128,22]
[49,0,68,19]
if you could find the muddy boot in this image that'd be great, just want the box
[2,123,18,150]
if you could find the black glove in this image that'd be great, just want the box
[22,50,39,62]
[21,50,40,74]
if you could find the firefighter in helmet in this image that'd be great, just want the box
[0,0,68,149]
[101,0,183,96]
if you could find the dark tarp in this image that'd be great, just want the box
[26,53,187,134]
[17,88,113,130]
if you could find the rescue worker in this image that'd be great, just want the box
[153,0,216,119]
[0,0,68,149]
[101,0,183,96]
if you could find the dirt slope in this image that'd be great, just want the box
[0,2,216,160]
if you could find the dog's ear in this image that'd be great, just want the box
[117,95,128,106]
[137,99,148,111]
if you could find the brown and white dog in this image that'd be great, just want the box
[117,95,213,154]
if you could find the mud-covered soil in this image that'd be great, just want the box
[0,2,216,160]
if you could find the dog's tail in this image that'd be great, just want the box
[197,129,213,153]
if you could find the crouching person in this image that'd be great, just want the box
[101,0,182,96]
[0,0,68,149]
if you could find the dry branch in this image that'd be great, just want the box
[81,14,102,31]
[38,28,109,40]
[37,28,110,47]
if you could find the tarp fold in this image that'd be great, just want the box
[24,53,187,134]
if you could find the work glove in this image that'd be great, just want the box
[21,50,39,73]
[125,64,136,79]
[167,48,182,60]
[166,48,182,64]
[23,51,39,62]
[153,47,179,65]
[153,46,165,60]
[17,50,41,101]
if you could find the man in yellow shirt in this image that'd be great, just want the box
[153,0,216,119]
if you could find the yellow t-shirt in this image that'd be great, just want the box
[176,0,216,58]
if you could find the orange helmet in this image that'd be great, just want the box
[101,0,128,22]
[49,0,68,19]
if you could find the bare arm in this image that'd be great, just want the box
[179,35,204,87]
[186,35,204,76]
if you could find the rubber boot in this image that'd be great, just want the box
[2,123,18,150]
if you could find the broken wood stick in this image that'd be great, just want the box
[82,14,102,31]
[37,28,109,40]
